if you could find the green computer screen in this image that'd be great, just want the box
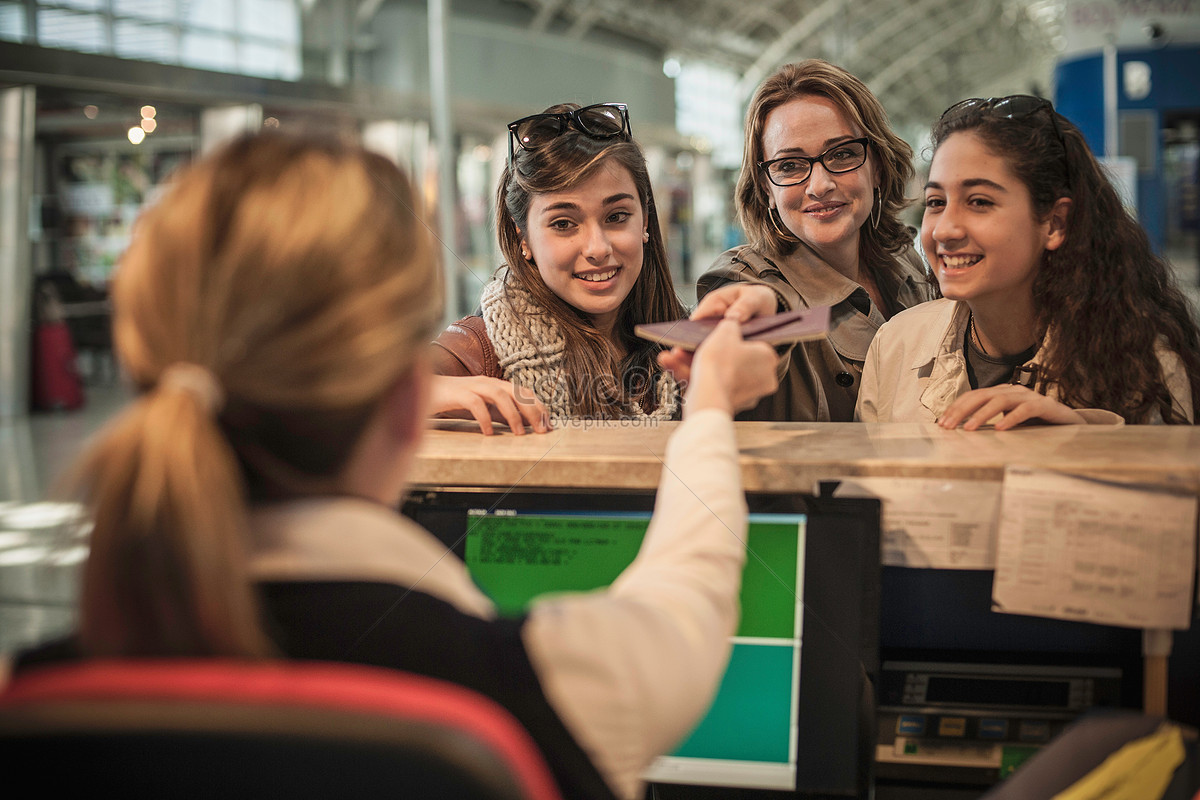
[464,510,806,790]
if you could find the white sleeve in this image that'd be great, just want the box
[521,409,746,800]
[1074,408,1125,425]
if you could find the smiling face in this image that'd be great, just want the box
[921,131,1064,315]
[522,161,645,337]
[760,95,878,270]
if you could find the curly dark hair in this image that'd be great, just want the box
[497,103,685,418]
[931,103,1199,424]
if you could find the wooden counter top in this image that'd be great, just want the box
[412,420,1200,494]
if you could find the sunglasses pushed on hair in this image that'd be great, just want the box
[507,103,632,163]
[940,94,1066,148]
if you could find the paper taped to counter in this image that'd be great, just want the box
[992,466,1198,630]
[833,478,1002,569]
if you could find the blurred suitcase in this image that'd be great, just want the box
[31,286,85,412]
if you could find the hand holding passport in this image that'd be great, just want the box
[634,306,831,351]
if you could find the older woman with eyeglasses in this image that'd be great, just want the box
[692,60,938,422]
[431,103,759,430]
[857,95,1198,427]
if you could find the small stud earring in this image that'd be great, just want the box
[642,231,649,243]
[521,248,531,260]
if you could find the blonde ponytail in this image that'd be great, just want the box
[77,387,269,656]
[72,133,441,657]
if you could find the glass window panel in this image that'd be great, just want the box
[240,0,296,42]
[114,0,176,23]
[185,0,234,32]
[114,20,176,61]
[239,40,291,78]
[54,0,106,11]
[676,62,743,170]
[0,3,25,41]
[274,46,300,80]
[181,30,236,71]
[38,9,108,52]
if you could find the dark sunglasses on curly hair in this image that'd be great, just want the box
[939,94,1066,149]
[507,103,632,163]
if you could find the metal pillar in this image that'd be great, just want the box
[428,0,460,322]
[0,85,36,419]
[1103,41,1119,159]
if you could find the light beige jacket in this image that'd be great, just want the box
[856,299,1193,425]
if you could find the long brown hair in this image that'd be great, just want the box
[74,132,441,656]
[931,103,1200,423]
[497,103,685,418]
[736,60,916,285]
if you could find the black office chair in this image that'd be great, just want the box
[0,658,563,800]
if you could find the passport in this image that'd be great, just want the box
[634,306,831,351]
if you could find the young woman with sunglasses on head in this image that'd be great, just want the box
[857,96,1199,427]
[432,102,695,428]
[691,59,938,422]
[13,132,780,800]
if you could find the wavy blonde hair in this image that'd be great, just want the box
[74,133,441,656]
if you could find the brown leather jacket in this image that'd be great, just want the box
[430,315,502,378]
[699,242,936,422]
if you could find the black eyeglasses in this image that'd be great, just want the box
[757,137,870,187]
[507,103,632,162]
[940,95,1065,147]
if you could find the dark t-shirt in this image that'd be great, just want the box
[964,328,1039,390]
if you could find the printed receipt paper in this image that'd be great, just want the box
[833,478,1002,569]
[992,467,1197,629]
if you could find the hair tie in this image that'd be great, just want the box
[159,363,225,415]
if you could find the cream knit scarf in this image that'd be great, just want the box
[479,272,679,423]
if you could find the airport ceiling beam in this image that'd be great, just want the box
[734,0,844,101]
[356,0,386,27]
[722,0,790,38]
[530,0,566,32]
[863,4,992,103]
[565,3,603,38]
[847,0,950,67]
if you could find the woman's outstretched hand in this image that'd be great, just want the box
[671,319,779,416]
[429,375,551,435]
[659,284,780,385]
[939,385,1086,431]
[691,283,779,324]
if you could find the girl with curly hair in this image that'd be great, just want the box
[857,95,1198,427]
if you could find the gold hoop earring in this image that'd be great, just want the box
[871,187,882,230]
[768,207,800,243]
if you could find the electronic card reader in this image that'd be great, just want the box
[877,661,1124,785]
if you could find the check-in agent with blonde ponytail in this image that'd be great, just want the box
[13,132,780,800]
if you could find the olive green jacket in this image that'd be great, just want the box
[698,241,936,422]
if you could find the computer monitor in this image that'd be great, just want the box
[403,488,881,798]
